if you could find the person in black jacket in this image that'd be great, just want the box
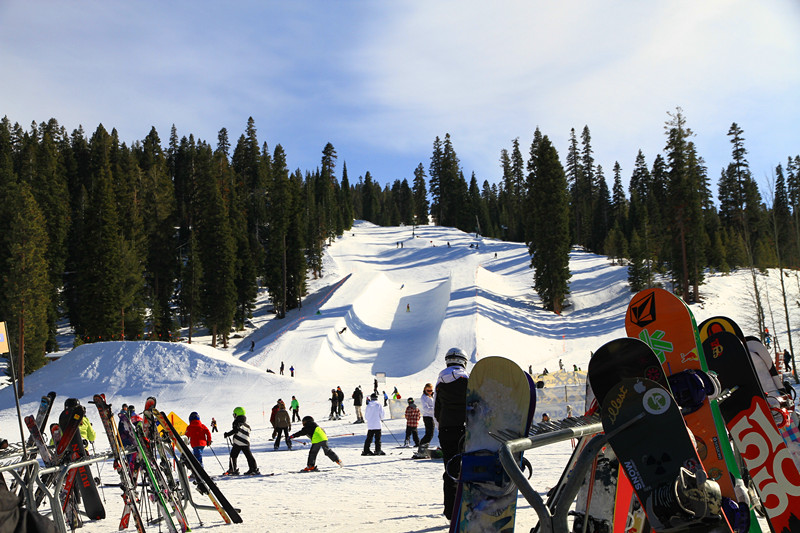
[352,386,364,423]
[434,347,470,521]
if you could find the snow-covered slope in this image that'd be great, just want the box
[0,221,796,532]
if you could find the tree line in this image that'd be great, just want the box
[2,109,798,391]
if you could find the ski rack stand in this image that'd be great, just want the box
[495,415,605,533]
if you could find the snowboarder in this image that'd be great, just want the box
[764,327,772,348]
[404,398,421,447]
[392,387,401,399]
[280,361,284,375]
[273,400,292,450]
[435,347,470,520]
[211,417,218,433]
[290,396,301,422]
[352,386,364,423]
[559,358,564,371]
[223,407,259,475]
[289,416,341,471]
[363,392,385,455]
[184,412,212,465]
[383,391,388,406]
[417,383,435,453]
[250,340,254,352]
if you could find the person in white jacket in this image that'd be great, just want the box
[362,392,385,455]
[417,383,436,453]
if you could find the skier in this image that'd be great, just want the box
[211,417,218,433]
[336,386,346,416]
[289,416,341,471]
[435,347,470,520]
[417,383,435,455]
[223,407,259,475]
[352,386,364,423]
[765,327,772,348]
[270,401,280,439]
[404,398,421,448]
[280,361,284,375]
[273,400,292,450]
[363,392,385,455]
[329,389,339,420]
[383,391,388,406]
[290,365,295,377]
[290,396,301,422]
[184,412,212,465]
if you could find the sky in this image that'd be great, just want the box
[1,1,799,193]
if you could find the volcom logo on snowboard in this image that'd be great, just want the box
[629,292,656,327]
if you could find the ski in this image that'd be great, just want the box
[154,409,243,524]
[90,394,146,533]
[120,413,186,532]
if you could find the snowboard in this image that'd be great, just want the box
[450,356,536,533]
[747,337,800,465]
[600,377,730,532]
[575,337,669,533]
[702,330,800,533]
[625,289,749,521]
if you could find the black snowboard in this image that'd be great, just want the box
[588,337,668,405]
[599,377,729,532]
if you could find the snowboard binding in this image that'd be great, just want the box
[647,467,724,531]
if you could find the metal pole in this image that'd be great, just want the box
[1,321,28,457]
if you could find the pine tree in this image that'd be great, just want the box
[412,163,429,226]
[529,135,571,314]
[3,182,51,392]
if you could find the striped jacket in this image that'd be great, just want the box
[225,415,251,447]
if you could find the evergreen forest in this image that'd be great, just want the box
[2,109,799,386]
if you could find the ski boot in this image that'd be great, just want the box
[244,468,260,475]
[646,467,724,531]
[224,468,239,476]
[412,443,430,459]
[301,465,319,472]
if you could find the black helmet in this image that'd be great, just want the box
[407,398,415,404]
[302,416,314,425]
[445,347,468,367]
[64,398,80,410]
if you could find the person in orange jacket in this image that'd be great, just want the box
[184,411,212,465]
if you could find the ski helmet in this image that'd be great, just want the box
[233,407,245,417]
[407,398,415,404]
[189,411,200,422]
[444,347,468,367]
[302,416,314,425]
[64,398,80,410]
[145,397,157,410]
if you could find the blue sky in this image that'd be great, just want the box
[2,1,799,195]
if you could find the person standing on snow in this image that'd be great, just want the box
[435,347,470,521]
[290,416,341,471]
[184,412,212,465]
[352,386,364,423]
[336,386,346,417]
[223,407,259,475]
[273,400,292,450]
[417,383,436,454]
[290,396,301,422]
[404,398,421,448]
[270,401,280,439]
[211,417,218,433]
[329,389,340,420]
[362,392,385,455]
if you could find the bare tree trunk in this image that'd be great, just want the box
[17,315,25,397]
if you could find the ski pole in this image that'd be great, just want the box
[207,445,226,471]
[381,420,402,446]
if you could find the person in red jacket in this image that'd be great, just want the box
[184,412,212,466]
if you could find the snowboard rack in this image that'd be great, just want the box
[493,414,609,533]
